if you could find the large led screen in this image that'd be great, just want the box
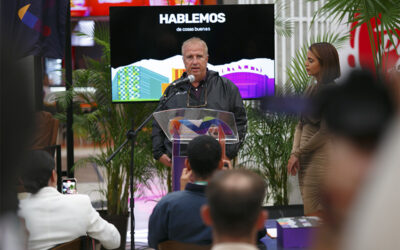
[110,4,275,102]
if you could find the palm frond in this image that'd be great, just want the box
[240,104,296,205]
[275,0,294,38]
[57,22,166,215]
[308,0,400,71]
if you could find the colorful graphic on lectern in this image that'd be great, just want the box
[111,56,274,102]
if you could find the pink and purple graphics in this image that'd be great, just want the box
[220,64,275,99]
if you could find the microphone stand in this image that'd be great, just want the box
[106,86,182,250]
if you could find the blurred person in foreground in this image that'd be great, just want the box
[310,70,395,250]
[287,42,341,215]
[148,135,223,249]
[339,67,400,250]
[201,169,268,250]
[18,150,121,250]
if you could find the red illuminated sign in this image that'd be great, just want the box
[71,0,201,17]
[347,15,400,72]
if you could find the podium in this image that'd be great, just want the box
[153,108,239,191]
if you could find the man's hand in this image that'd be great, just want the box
[287,154,300,176]
[180,167,192,190]
[159,154,172,167]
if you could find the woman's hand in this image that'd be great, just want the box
[287,154,300,176]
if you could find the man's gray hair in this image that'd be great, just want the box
[181,37,209,56]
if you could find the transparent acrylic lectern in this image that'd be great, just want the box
[153,108,239,191]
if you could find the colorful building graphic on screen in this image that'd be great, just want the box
[161,68,187,95]
[111,57,275,101]
[112,66,168,102]
[172,68,186,81]
[220,64,275,99]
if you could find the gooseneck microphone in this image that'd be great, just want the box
[171,75,195,88]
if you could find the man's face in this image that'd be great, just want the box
[182,41,208,83]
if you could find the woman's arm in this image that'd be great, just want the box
[287,122,303,175]
[298,119,328,155]
[291,122,303,156]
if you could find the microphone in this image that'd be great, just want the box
[171,75,195,88]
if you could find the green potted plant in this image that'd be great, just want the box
[239,100,296,205]
[56,24,166,249]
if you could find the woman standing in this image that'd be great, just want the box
[287,42,341,215]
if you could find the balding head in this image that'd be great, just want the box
[181,37,208,56]
[205,169,266,238]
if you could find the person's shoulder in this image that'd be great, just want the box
[54,193,93,209]
[208,70,226,82]
[157,191,186,204]
[164,83,174,94]
[20,187,59,203]
[208,70,238,89]
[18,189,90,214]
[151,191,186,214]
[64,193,92,203]
[304,83,317,95]
[18,197,30,216]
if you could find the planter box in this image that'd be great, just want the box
[98,210,129,250]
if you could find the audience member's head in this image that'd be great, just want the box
[21,150,56,194]
[313,69,395,246]
[185,135,223,181]
[201,169,267,244]
[321,69,394,153]
[339,66,400,250]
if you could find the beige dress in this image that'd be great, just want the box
[291,83,330,215]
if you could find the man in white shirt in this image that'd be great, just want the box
[18,150,120,250]
[201,169,268,250]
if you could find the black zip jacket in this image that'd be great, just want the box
[152,70,247,160]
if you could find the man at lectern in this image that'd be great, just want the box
[152,37,247,167]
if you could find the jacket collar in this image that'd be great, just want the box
[185,182,207,193]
